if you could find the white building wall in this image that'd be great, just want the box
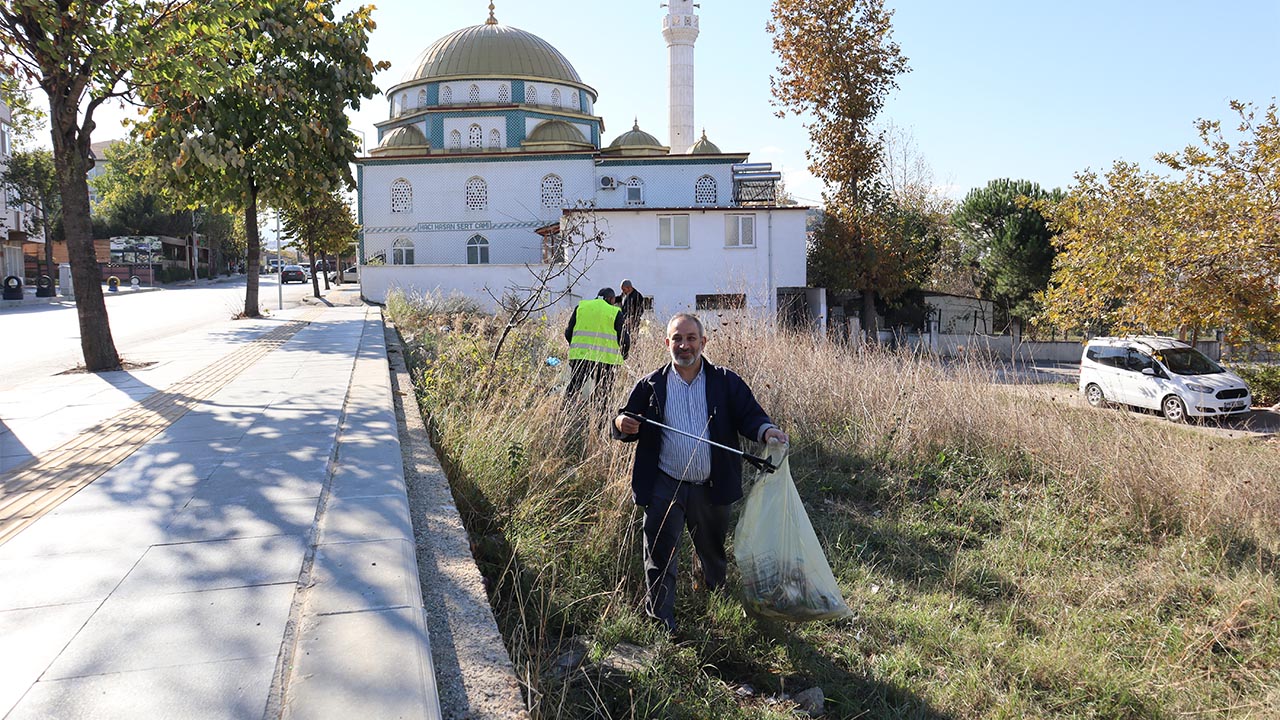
[594,161,735,209]
[361,263,571,311]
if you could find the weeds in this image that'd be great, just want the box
[389,296,1280,719]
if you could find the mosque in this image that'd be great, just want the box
[356,1,814,321]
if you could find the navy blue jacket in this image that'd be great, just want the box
[612,359,774,506]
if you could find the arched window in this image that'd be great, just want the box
[625,176,644,206]
[465,177,488,211]
[525,85,537,104]
[467,124,482,149]
[390,179,412,214]
[467,235,490,265]
[468,84,481,103]
[392,237,415,265]
[497,83,510,103]
[441,85,453,104]
[550,88,561,107]
[416,89,426,108]
[488,128,502,149]
[571,91,580,110]
[695,175,717,205]
[448,129,461,150]
[541,174,564,209]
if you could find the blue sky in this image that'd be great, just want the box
[87,0,1279,207]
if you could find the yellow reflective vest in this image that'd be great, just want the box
[568,298,623,365]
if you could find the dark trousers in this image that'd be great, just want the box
[565,359,615,411]
[642,472,730,628]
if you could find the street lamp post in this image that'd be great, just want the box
[276,209,283,311]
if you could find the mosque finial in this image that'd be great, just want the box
[486,1,497,24]
[633,117,640,131]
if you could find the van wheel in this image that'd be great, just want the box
[1162,395,1188,423]
[1085,383,1108,408]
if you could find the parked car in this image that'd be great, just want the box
[280,265,307,283]
[1079,336,1251,422]
[327,265,359,283]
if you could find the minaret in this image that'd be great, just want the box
[663,0,700,155]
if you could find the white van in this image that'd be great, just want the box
[1079,336,1251,422]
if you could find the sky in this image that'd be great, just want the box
[83,0,1280,209]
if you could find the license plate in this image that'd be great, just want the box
[1222,401,1246,411]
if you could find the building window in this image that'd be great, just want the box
[571,91,580,110]
[416,89,426,108]
[497,83,510,103]
[695,175,717,205]
[448,129,461,150]
[467,235,490,264]
[696,293,746,310]
[488,128,502,149]
[525,85,537,104]
[392,237,415,265]
[390,179,412,214]
[725,214,756,247]
[441,85,453,104]
[468,123,482,149]
[541,174,564,208]
[465,177,488,211]
[658,214,689,248]
[550,88,561,107]
[625,176,644,206]
[468,84,481,103]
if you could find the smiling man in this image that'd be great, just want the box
[612,312,788,635]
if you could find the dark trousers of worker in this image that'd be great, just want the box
[642,472,730,630]
[565,359,615,410]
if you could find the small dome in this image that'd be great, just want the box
[371,125,429,157]
[404,22,584,87]
[603,120,669,156]
[688,129,721,155]
[522,119,593,152]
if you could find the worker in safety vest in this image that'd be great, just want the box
[564,287,625,407]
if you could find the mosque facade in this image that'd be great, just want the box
[356,1,811,320]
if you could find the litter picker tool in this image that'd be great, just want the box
[622,411,780,473]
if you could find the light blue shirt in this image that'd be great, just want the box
[657,364,711,483]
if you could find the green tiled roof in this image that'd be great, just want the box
[527,119,587,144]
[688,129,722,155]
[379,125,428,148]
[405,23,582,85]
[608,121,663,149]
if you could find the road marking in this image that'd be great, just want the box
[0,309,327,546]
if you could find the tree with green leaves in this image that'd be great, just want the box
[0,148,59,278]
[769,0,910,335]
[136,0,385,317]
[1042,102,1280,344]
[1,0,251,370]
[953,179,1063,328]
[280,190,356,297]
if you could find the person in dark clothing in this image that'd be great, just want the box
[618,279,645,332]
[612,312,788,634]
[564,287,625,408]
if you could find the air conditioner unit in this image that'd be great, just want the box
[599,176,617,190]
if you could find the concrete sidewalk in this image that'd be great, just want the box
[0,302,442,719]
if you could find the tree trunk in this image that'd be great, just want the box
[42,214,55,281]
[49,98,120,371]
[308,242,320,298]
[243,182,261,317]
[861,289,878,342]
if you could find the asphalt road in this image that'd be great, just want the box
[0,275,321,391]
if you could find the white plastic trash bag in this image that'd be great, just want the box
[734,442,853,622]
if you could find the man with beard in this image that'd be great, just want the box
[612,312,788,635]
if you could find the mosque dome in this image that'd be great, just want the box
[602,121,669,156]
[403,19,583,86]
[370,125,429,156]
[687,129,721,155]
[522,119,593,151]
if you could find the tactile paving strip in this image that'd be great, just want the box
[0,310,326,546]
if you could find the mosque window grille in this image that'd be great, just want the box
[550,88,561,108]
[695,175,717,205]
[571,91,581,110]
[625,177,644,206]
[416,89,426,108]
[468,124,483,149]
[448,130,462,150]
[525,85,537,104]
[390,179,412,214]
[497,83,510,103]
[392,237,415,265]
[441,85,453,104]
[488,128,502,149]
[541,174,564,208]
[468,84,481,103]
[467,235,490,265]
[465,177,488,211]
